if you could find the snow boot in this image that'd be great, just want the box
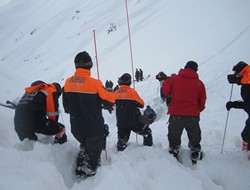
[191,151,203,165]
[169,146,180,162]
[54,128,67,144]
[143,134,153,146]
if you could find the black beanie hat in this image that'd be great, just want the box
[74,51,93,69]
[184,61,198,72]
[118,73,132,86]
[233,61,248,74]
[31,80,45,86]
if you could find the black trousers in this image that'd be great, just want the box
[15,120,63,141]
[76,135,104,172]
[241,117,250,142]
[168,115,201,152]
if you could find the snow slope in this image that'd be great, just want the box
[0,0,250,190]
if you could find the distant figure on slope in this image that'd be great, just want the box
[226,61,250,151]
[63,51,115,179]
[14,81,67,144]
[162,61,206,164]
[139,68,143,81]
[135,69,140,82]
[114,73,153,151]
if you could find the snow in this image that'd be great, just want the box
[0,0,250,189]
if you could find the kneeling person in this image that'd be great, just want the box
[114,73,153,151]
[14,81,67,144]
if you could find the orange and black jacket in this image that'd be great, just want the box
[63,68,115,138]
[114,85,144,129]
[14,83,60,132]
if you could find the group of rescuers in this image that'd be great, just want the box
[13,50,250,179]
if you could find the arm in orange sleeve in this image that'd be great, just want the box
[132,90,144,108]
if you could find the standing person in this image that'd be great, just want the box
[114,73,153,151]
[135,69,140,82]
[226,61,250,151]
[162,61,206,164]
[156,71,169,103]
[14,81,67,144]
[63,51,115,179]
[139,68,143,81]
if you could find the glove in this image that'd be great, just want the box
[105,80,113,89]
[226,101,244,111]
[227,74,242,85]
[103,105,114,114]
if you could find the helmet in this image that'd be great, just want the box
[118,73,132,86]
[74,51,93,69]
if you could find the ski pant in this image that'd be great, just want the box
[117,122,153,151]
[75,135,103,177]
[241,117,250,142]
[15,120,64,141]
[168,115,201,152]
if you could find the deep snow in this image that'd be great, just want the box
[0,0,250,190]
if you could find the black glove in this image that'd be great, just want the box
[226,101,244,111]
[105,80,113,89]
[227,74,242,84]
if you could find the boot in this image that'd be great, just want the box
[54,128,67,144]
[143,134,153,146]
[169,146,180,161]
[191,151,203,165]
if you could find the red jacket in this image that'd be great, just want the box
[162,68,206,116]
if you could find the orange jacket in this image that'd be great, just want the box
[114,85,144,128]
[240,65,250,84]
[63,68,115,138]
[25,83,59,121]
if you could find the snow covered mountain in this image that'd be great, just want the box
[0,0,250,190]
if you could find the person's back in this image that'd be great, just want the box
[115,85,144,128]
[114,73,153,151]
[162,61,206,164]
[165,68,206,116]
[14,81,66,143]
[63,51,114,179]
[15,82,48,137]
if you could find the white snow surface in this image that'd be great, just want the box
[0,0,250,190]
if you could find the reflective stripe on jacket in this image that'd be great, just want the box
[14,83,60,132]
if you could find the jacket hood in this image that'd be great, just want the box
[178,68,199,79]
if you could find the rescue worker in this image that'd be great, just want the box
[114,73,153,151]
[63,51,115,179]
[226,61,250,151]
[14,81,67,144]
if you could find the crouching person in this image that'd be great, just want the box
[114,73,153,151]
[14,81,67,144]
[63,51,115,179]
